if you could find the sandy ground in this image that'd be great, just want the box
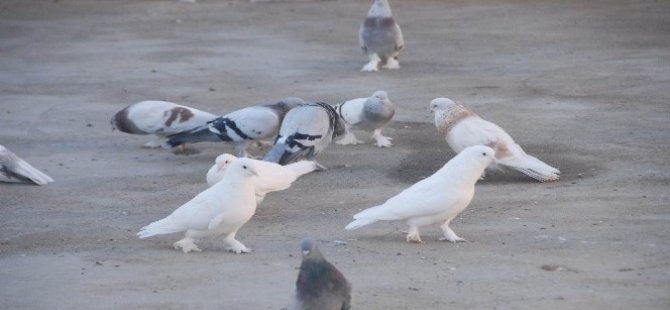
[1,0,669,309]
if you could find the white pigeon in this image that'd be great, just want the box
[206,153,317,203]
[137,158,259,254]
[359,0,404,72]
[0,145,54,185]
[335,90,395,147]
[164,97,305,157]
[345,145,495,243]
[430,97,561,182]
[263,102,345,168]
[110,100,216,149]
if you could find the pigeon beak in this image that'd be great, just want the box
[302,250,311,256]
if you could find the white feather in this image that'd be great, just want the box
[138,158,258,253]
[206,154,317,203]
[113,101,216,135]
[345,146,495,243]
[0,145,54,185]
[432,98,560,182]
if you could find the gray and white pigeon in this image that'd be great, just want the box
[206,153,317,204]
[346,145,495,243]
[0,145,54,185]
[359,0,404,72]
[110,100,216,149]
[137,158,259,254]
[430,98,561,182]
[335,90,395,147]
[293,238,352,310]
[263,102,345,168]
[164,97,305,157]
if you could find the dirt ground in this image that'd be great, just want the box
[1,0,669,309]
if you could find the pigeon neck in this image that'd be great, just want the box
[439,105,476,133]
[367,0,393,18]
[438,155,487,184]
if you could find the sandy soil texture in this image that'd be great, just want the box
[1,0,669,309]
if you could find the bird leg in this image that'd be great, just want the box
[313,160,329,171]
[336,128,364,146]
[439,220,466,243]
[223,233,251,254]
[173,237,202,253]
[371,128,393,148]
[406,226,424,243]
[142,138,163,149]
[234,141,252,158]
[361,53,381,72]
[382,56,400,69]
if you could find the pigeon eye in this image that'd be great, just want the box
[482,152,487,156]
[243,165,247,169]
[225,160,229,164]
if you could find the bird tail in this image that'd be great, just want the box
[137,216,184,239]
[13,158,54,185]
[498,144,560,182]
[162,125,222,149]
[345,218,378,230]
[286,161,317,177]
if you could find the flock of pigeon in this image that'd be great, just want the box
[0,1,563,309]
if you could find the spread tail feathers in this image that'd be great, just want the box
[163,125,223,149]
[498,144,560,182]
[345,218,378,230]
[137,216,185,239]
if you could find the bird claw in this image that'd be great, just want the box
[374,136,393,148]
[173,239,202,253]
[225,245,252,254]
[142,140,163,149]
[382,58,400,69]
[361,61,379,72]
[439,236,467,243]
[336,133,364,146]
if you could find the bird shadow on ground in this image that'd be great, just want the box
[387,122,602,184]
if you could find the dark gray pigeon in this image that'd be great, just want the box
[359,0,404,72]
[163,97,305,157]
[293,239,351,310]
[263,102,345,168]
[0,145,54,185]
[335,90,395,147]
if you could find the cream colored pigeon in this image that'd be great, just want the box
[431,97,560,182]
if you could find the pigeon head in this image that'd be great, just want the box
[462,145,497,167]
[231,158,259,177]
[300,238,325,261]
[429,97,457,113]
[372,90,388,101]
[367,0,392,18]
[214,153,238,172]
